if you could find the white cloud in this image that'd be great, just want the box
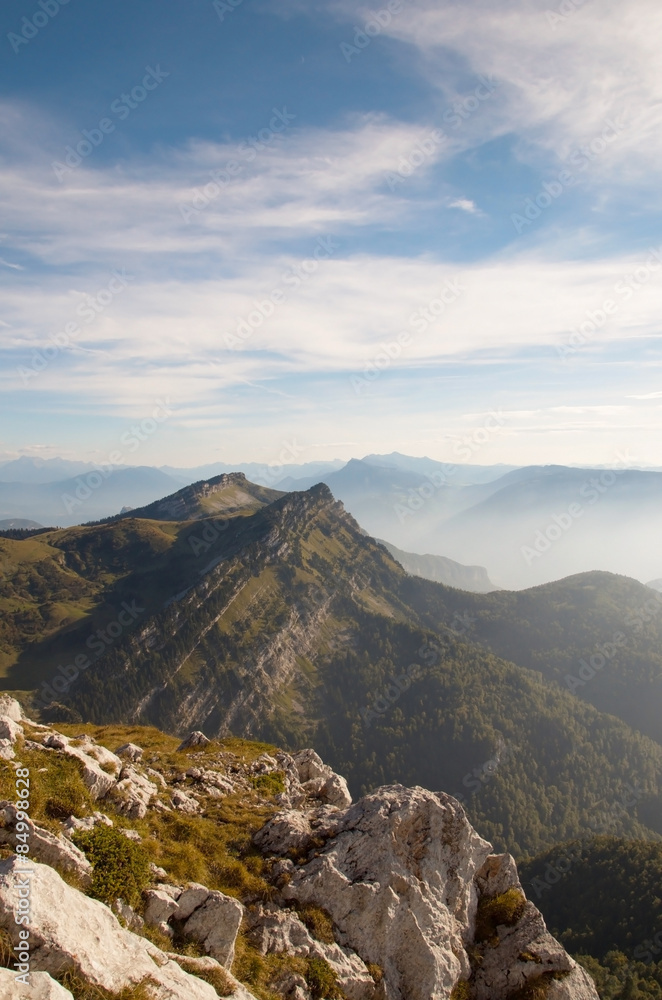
[332,0,662,187]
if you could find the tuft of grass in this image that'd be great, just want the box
[450,982,472,1000]
[142,795,275,900]
[505,971,568,1000]
[0,927,13,969]
[56,970,157,1000]
[474,889,527,945]
[250,772,286,797]
[73,825,151,907]
[295,903,336,944]
[170,956,234,997]
[5,744,94,831]
[305,957,344,1000]
[366,962,383,984]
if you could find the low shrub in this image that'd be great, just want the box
[73,825,150,907]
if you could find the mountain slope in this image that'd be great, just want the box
[3,479,662,857]
[402,571,662,746]
[378,538,497,592]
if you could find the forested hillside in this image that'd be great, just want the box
[2,477,662,858]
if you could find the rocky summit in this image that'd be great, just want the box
[0,697,597,1000]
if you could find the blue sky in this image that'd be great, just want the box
[1,0,661,469]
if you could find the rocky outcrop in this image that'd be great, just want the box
[0,857,253,1000]
[258,785,599,1000]
[0,967,74,1000]
[0,704,598,1000]
[142,880,244,967]
[245,904,375,1000]
[0,802,92,887]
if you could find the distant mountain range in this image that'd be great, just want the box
[2,454,661,589]
[377,539,497,592]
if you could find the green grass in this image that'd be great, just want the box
[474,889,527,945]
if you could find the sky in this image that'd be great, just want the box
[1,0,662,470]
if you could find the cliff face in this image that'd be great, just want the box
[0,698,598,1000]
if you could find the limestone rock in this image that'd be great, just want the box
[246,904,375,1000]
[171,787,201,814]
[0,801,92,888]
[62,812,113,839]
[549,965,601,999]
[0,740,15,761]
[144,885,182,927]
[475,852,522,899]
[292,749,352,808]
[115,742,144,762]
[173,882,211,920]
[0,695,23,722]
[177,731,210,750]
[0,857,219,1000]
[280,785,494,1000]
[182,889,245,967]
[70,735,122,775]
[108,764,159,819]
[0,968,74,1000]
[41,734,115,799]
[254,809,314,856]
[0,715,22,742]
[112,897,144,932]
[472,901,573,1000]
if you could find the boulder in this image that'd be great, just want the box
[182,889,245,967]
[291,749,352,808]
[108,764,159,819]
[0,968,74,1000]
[144,885,182,927]
[173,882,211,920]
[61,812,113,839]
[0,856,220,1000]
[0,740,15,761]
[0,802,92,888]
[115,742,144,762]
[70,736,122,775]
[177,731,210,750]
[0,715,22,742]
[475,852,522,899]
[171,788,201,814]
[254,809,314,856]
[41,734,115,799]
[0,695,23,722]
[246,904,375,1000]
